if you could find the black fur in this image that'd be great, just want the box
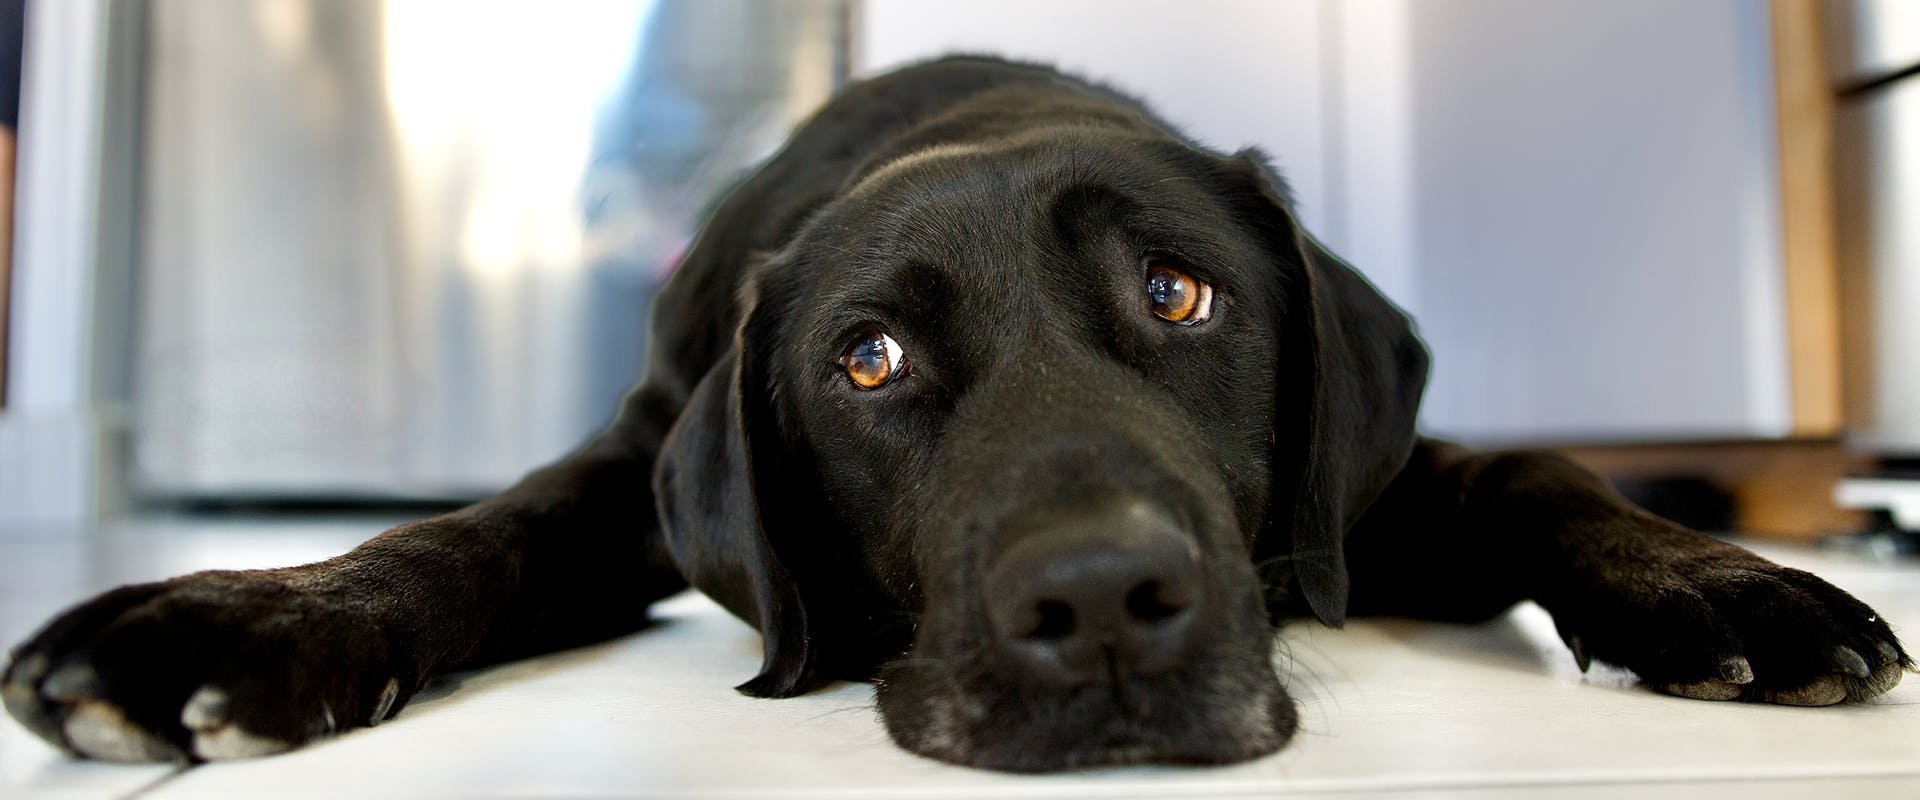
[4,57,1910,772]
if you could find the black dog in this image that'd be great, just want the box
[3,57,1909,772]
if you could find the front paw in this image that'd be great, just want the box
[3,571,405,762]
[1552,546,1911,706]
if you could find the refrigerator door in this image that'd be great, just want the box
[1838,77,1920,455]
[1825,0,1920,84]
[131,0,847,499]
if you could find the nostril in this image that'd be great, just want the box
[1029,600,1076,640]
[984,500,1207,685]
[1125,579,1186,625]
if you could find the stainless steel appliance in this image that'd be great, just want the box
[1830,0,1920,532]
[127,0,847,500]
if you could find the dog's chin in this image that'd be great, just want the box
[873,641,1296,773]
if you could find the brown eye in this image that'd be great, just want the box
[1146,262,1213,324]
[840,330,908,389]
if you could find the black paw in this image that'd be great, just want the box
[1552,545,1911,706]
[3,571,406,762]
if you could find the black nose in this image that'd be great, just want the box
[984,501,1203,686]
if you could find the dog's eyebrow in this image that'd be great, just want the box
[847,142,999,199]
[815,258,956,316]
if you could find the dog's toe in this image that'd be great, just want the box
[1,655,60,743]
[1764,674,1848,706]
[64,700,180,763]
[1658,678,1744,701]
[1562,555,1912,707]
[180,686,230,732]
[1655,656,1753,701]
[6,573,410,763]
[191,722,294,761]
[1852,645,1906,700]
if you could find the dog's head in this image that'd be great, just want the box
[654,127,1426,771]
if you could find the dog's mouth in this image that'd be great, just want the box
[871,541,1295,775]
[872,640,1295,772]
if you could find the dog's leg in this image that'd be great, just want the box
[1,389,688,762]
[1340,438,1910,704]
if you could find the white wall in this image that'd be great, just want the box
[856,0,1794,444]
[1402,0,1789,443]
[856,0,1340,258]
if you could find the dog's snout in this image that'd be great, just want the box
[984,501,1203,686]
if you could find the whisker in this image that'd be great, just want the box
[881,658,946,670]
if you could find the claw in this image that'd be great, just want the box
[181,689,302,761]
[1835,647,1872,679]
[7,653,50,685]
[1567,636,1591,673]
[368,677,400,726]
[2,655,63,745]
[1,676,51,736]
[1718,656,1753,685]
[41,664,101,701]
[1877,641,1901,666]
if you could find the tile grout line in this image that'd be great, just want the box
[117,762,195,800]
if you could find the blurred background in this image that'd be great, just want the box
[0,0,1915,547]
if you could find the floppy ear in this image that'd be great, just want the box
[654,300,818,698]
[1225,150,1429,627]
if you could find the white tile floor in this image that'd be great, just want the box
[1,515,1916,799]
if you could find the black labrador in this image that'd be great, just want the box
[3,57,1909,772]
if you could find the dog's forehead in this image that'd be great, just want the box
[794,136,1222,305]
[852,135,1207,215]
[839,139,1086,264]
[846,142,1007,199]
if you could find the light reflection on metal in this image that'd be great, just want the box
[1837,78,1920,455]
[131,0,847,499]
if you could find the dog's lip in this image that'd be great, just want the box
[1097,678,1163,719]
[999,686,1192,766]
[877,661,1293,772]
[1054,737,1163,771]
[987,722,1246,772]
